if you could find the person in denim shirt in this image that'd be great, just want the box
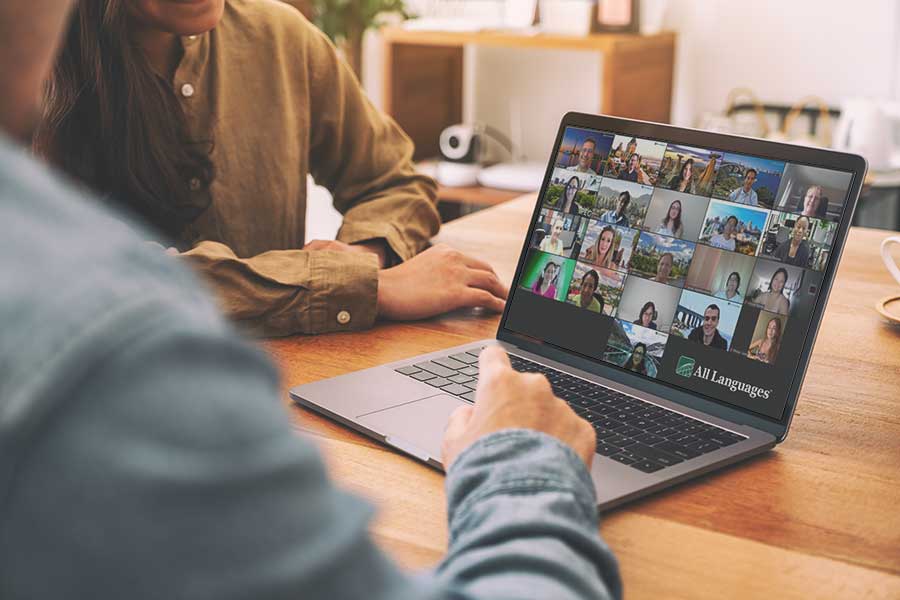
[0,2,621,599]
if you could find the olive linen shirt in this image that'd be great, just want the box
[172,0,439,336]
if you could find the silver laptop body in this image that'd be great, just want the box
[291,113,865,510]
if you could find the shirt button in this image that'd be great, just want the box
[180,83,195,98]
[336,310,351,325]
[189,177,201,191]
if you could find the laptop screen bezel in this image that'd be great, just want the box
[495,111,866,441]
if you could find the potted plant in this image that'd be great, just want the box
[312,0,409,78]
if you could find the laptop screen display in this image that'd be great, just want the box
[503,126,854,420]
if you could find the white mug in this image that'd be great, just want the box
[881,236,900,287]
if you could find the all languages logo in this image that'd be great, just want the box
[675,355,772,400]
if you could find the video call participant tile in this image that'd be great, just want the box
[698,198,769,256]
[531,208,587,259]
[565,261,623,315]
[773,163,852,222]
[518,250,576,303]
[711,152,786,209]
[554,127,616,176]
[617,276,682,333]
[576,222,640,272]
[744,260,805,316]
[758,210,839,271]
[602,319,670,378]
[641,187,710,242]
[542,167,602,217]
[671,289,742,351]
[657,144,722,197]
[685,245,756,303]
[729,306,788,365]
[594,177,653,227]
[629,232,696,288]
[603,135,668,186]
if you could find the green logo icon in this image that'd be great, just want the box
[676,356,695,378]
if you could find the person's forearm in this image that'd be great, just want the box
[180,240,379,336]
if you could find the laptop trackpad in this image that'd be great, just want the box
[357,393,468,463]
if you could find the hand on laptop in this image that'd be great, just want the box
[377,244,508,320]
[441,346,596,469]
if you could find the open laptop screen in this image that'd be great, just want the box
[503,125,855,420]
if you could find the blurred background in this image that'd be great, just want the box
[285,0,900,236]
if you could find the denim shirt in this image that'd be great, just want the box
[0,136,621,599]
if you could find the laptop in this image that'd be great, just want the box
[291,112,866,510]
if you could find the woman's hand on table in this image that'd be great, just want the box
[376,244,508,321]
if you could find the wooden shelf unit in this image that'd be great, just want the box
[382,28,677,161]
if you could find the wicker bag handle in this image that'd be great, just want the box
[781,96,833,147]
[724,87,770,137]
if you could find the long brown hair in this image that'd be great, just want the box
[33,0,213,239]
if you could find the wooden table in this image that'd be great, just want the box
[266,195,900,599]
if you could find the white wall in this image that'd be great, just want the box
[665,0,900,128]
[361,0,900,161]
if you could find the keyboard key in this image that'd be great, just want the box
[395,365,421,376]
[450,352,479,365]
[653,441,701,460]
[459,366,479,376]
[685,440,722,455]
[440,383,471,396]
[426,377,451,387]
[627,443,684,467]
[631,460,665,473]
[604,434,637,448]
[633,432,664,446]
[596,443,621,456]
[609,454,637,466]
[449,374,474,384]
[410,371,435,381]
[463,381,478,390]
[414,362,455,378]
[434,357,468,371]
[615,426,642,438]
[461,391,476,402]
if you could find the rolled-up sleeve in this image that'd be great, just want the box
[180,241,379,336]
[304,21,440,263]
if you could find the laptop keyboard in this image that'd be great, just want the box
[395,349,747,474]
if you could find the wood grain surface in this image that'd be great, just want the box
[265,194,900,599]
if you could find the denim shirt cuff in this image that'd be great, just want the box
[445,429,598,532]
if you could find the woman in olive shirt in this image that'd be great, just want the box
[35,0,507,336]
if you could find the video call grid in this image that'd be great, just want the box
[521,125,849,386]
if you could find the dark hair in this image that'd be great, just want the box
[637,301,656,325]
[34,0,215,240]
[764,317,782,362]
[745,168,758,177]
[582,269,600,288]
[725,215,739,228]
[618,191,631,206]
[535,261,559,290]
[627,343,647,373]
[727,271,741,288]
[662,199,682,234]
[630,153,641,164]
[770,267,789,291]
[705,304,721,317]
[582,137,597,149]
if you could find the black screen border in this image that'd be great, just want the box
[496,111,867,442]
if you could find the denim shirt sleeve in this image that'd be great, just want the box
[0,136,621,600]
[436,430,622,600]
